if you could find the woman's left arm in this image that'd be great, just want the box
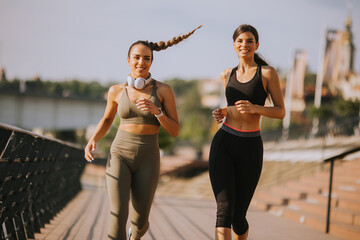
[258,66,285,119]
[235,66,285,119]
[156,84,179,137]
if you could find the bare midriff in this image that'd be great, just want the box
[119,123,160,135]
[224,106,261,131]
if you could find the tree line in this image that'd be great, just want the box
[2,72,360,154]
[0,75,109,100]
[1,75,214,157]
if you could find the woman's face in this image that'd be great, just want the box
[127,44,152,78]
[233,31,259,58]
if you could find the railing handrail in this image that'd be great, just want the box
[323,145,360,163]
[0,122,83,150]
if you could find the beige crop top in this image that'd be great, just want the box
[118,80,162,126]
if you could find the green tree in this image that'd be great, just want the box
[158,127,175,153]
[304,72,316,87]
[334,98,360,118]
[0,78,20,91]
[164,78,195,101]
[176,81,213,160]
[308,105,334,120]
[97,117,120,154]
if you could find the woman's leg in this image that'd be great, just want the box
[129,143,160,240]
[215,227,232,240]
[232,136,263,239]
[234,228,249,240]
[106,158,132,240]
[209,129,235,240]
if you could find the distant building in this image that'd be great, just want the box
[285,49,308,112]
[316,10,359,103]
[338,14,360,101]
[340,74,360,100]
[1,68,6,81]
[341,14,355,76]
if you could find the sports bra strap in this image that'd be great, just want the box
[226,67,237,87]
[151,80,157,95]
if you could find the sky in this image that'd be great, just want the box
[0,0,359,84]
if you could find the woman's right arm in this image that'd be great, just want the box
[84,85,120,162]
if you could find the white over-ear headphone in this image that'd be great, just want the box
[127,73,152,89]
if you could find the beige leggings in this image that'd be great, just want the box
[106,130,160,240]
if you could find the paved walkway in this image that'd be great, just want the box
[34,190,341,240]
[34,137,360,240]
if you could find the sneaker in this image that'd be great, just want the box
[128,227,132,240]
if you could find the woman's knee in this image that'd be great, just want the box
[233,218,249,236]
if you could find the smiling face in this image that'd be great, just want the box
[233,31,259,59]
[127,43,152,79]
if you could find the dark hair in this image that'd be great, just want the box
[127,25,202,61]
[128,41,154,61]
[233,24,268,66]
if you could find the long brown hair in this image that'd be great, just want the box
[233,24,268,66]
[128,25,202,61]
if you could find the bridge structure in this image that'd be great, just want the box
[0,91,106,131]
[2,121,360,239]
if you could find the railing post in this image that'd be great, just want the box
[326,158,334,233]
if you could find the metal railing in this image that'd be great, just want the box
[323,146,360,233]
[261,116,360,142]
[0,123,86,239]
[262,116,360,234]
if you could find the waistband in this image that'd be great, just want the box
[120,117,160,126]
[114,129,158,145]
[221,122,261,137]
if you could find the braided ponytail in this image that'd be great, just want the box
[128,25,202,61]
[148,25,202,51]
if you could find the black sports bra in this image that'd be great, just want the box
[225,65,267,106]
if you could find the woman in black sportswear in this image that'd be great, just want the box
[209,24,285,240]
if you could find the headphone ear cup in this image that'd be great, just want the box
[134,78,146,89]
[127,74,151,89]
[127,75,134,87]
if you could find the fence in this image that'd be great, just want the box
[0,123,86,240]
[261,115,360,142]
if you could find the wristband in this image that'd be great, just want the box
[154,108,163,118]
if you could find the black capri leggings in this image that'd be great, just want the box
[209,124,263,235]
